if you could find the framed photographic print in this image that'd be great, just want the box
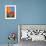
[5,5,16,19]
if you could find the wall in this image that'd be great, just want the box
[0,0,46,44]
[16,0,46,24]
